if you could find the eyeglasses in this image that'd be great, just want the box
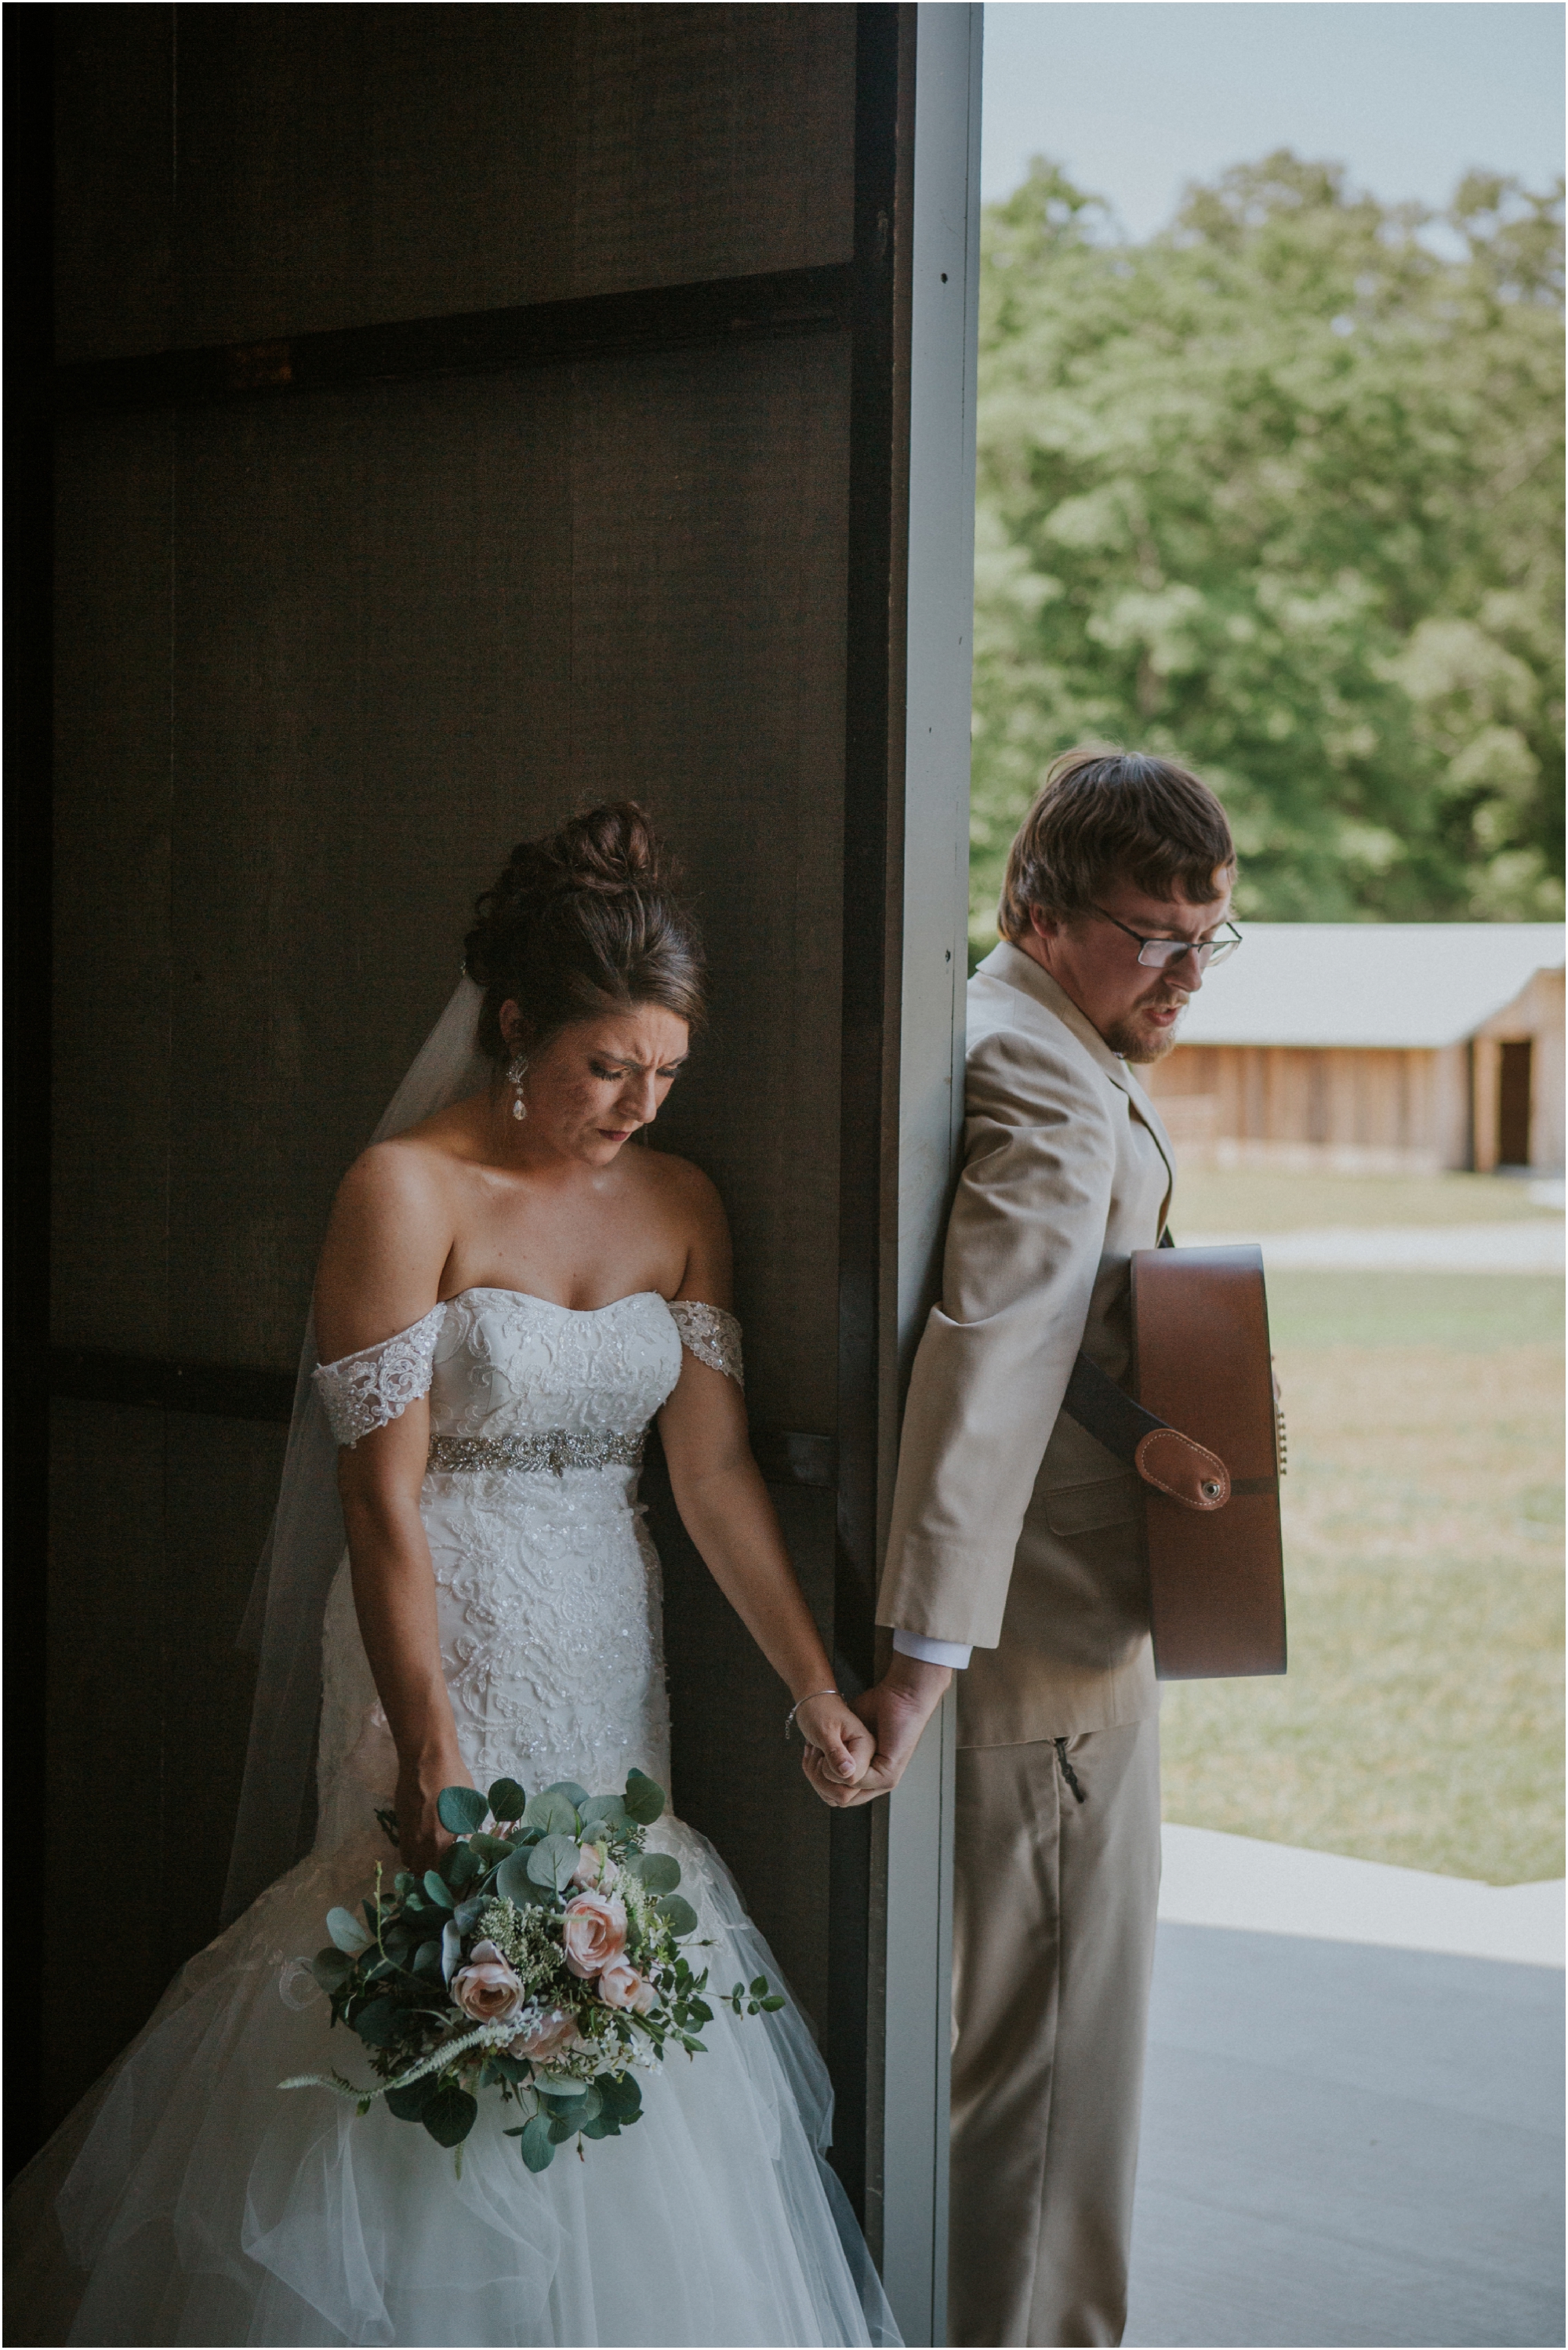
[1090,906,1242,972]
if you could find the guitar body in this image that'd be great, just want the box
[1131,1243,1287,1680]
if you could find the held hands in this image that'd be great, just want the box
[798,1657,951,1810]
[791,1693,877,1800]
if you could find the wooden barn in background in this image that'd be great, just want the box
[1146,925,1566,1175]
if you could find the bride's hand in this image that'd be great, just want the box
[395,1753,475,1876]
[795,1694,875,1803]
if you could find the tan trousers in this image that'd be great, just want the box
[949,1720,1161,2349]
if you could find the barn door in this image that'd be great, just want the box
[41,9,978,2332]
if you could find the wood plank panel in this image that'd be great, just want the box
[164,370,575,1367]
[571,4,855,299]
[567,334,851,1435]
[43,1404,168,2125]
[42,1405,283,2132]
[52,418,174,1354]
[53,5,175,365]
[56,5,855,363]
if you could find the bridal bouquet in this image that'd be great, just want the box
[283,1770,782,2171]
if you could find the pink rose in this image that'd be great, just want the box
[449,1939,525,2025]
[570,1843,615,1891]
[509,2005,579,2062]
[561,1891,627,1980]
[596,1956,649,2011]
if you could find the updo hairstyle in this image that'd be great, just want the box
[464,802,706,1066]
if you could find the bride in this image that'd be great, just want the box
[10,805,900,2348]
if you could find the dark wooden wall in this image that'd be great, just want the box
[45,2,873,2146]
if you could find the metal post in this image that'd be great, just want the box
[875,9,983,2345]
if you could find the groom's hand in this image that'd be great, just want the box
[800,1655,951,1808]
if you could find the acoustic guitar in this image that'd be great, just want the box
[1062,1240,1287,1680]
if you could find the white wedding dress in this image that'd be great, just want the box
[10,1288,898,2349]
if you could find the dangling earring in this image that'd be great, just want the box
[506,1052,529,1121]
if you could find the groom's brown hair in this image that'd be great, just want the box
[998,747,1235,940]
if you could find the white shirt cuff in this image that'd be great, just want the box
[891,1626,972,1671]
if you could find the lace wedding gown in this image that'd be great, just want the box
[11,1289,898,2348]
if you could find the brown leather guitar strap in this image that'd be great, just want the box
[1060,1229,1232,1513]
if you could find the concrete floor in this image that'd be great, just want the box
[1124,1923,1565,2348]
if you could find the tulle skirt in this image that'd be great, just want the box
[6,1822,898,2348]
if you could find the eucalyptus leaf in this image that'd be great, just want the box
[470,1833,514,1866]
[622,1769,666,1825]
[655,1894,699,1938]
[527,1832,580,1892]
[445,1842,480,1891]
[412,1939,442,1978]
[441,1919,464,1984]
[310,1949,353,1995]
[524,1790,579,1838]
[597,2072,643,2121]
[486,1776,527,1822]
[452,1896,485,1933]
[421,2085,478,2148]
[537,2083,590,2113]
[543,1779,590,1810]
[581,2116,618,2139]
[579,1794,630,1833]
[351,1997,401,2048]
[481,2052,529,2087]
[326,1906,372,1955]
[518,2114,557,2172]
[546,2116,578,2145]
[421,1870,456,1910]
[437,1785,488,1836]
[630,1851,681,1895]
[495,1851,550,1907]
[386,2076,437,2122]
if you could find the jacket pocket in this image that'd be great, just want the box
[1042,1473,1142,1538]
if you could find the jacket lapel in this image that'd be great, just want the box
[977,942,1177,1211]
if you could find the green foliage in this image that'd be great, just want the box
[437,1785,488,1836]
[653,1894,699,1938]
[524,1790,579,1838]
[485,1778,528,1822]
[626,1851,681,1894]
[325,1905,370,1955]
[526,1833,581,1892]
[622,1768,666,1825]
[278,1769,783,2177]
[517,2113,557,2171]
[972,153,1565,945]
[420,2084,478,2148]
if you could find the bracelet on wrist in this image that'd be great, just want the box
[784,1687,840,1744]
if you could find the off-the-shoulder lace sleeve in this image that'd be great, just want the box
[667,1300,744,1390]
[313,1303,446,1447]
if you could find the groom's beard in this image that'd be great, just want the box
[1105,990,1188,1063]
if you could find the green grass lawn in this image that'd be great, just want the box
[1157,1242,1564,1886]
[1174,1163,1562,1235]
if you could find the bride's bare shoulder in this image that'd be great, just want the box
[637,1146,725,1222]
[637,1149,732,1300]
[315,1134,466,1357]
[332,1128,464,1223]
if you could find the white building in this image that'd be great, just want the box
[1145,924,1566,1175]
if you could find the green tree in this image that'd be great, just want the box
[971,153,1564,949]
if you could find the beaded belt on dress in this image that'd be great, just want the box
[426,1429,645,1476]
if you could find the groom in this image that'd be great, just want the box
[818,748,1238,2348]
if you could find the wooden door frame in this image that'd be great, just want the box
[833,8,982,2338]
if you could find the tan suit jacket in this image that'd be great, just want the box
[878,942,1175,1747]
